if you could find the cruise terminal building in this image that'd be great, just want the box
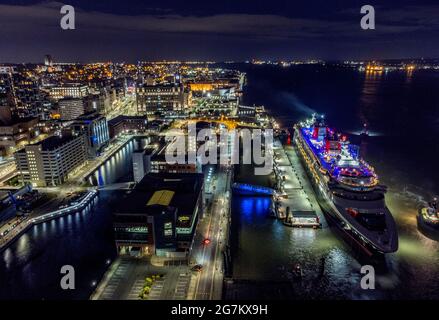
[113,172,204,257]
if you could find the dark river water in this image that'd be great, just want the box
[230,63,439,299]
[0,195,117,299]
[1,64,439,299]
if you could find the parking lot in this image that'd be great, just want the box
[97,258,131,300]
[93,257,193,300]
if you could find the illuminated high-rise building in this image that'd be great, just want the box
[50,83,89,100]
[14,135,87,187]
[44,54,53,67]
[136,83,189,117]
[70,112,110,158]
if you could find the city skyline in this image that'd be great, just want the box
[2,0,439,306]
[1,0,439,63]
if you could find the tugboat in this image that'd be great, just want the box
[418,197,439,228]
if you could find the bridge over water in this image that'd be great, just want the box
[231,182,275,196]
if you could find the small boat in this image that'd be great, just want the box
[283,210,321,228]
[417,197,439,241]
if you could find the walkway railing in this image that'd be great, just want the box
[0,189,98,251]
[231,182,275,196]
[31,190,98,224]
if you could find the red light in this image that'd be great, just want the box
[312,127,319,139]
[203,238,211,245]
[346,208,359,218]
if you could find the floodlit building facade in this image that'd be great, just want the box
[14,135,87,187]
[71,112,110,158]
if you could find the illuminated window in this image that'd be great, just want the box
[164,222,172,229]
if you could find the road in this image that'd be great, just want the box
[106,95,137,120]
[191,164,232,300]
[0,160,16,186]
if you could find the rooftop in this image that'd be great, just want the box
[107,115,147,126]
[146,190,175,206]
[30,135,81,151]
[75,111,104,121]
[53,83,88,88]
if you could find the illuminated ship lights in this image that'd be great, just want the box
[299,115,378,189]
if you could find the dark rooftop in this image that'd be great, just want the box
[35,135,81,151]
[74,111,103,121]
[107,115,147,126]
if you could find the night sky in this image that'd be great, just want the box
[1,0,438,63]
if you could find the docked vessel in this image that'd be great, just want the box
[417,198,439,241]
[293,115,398,255]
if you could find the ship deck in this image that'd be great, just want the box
[299,127,375,182]
[300,128,336,171]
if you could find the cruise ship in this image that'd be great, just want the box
[293,115,398,255]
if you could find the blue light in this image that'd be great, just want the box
[98,170,104,186]
[239,197,271,222]
[232,183,274,196]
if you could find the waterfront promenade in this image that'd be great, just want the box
[0,189,98,251]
